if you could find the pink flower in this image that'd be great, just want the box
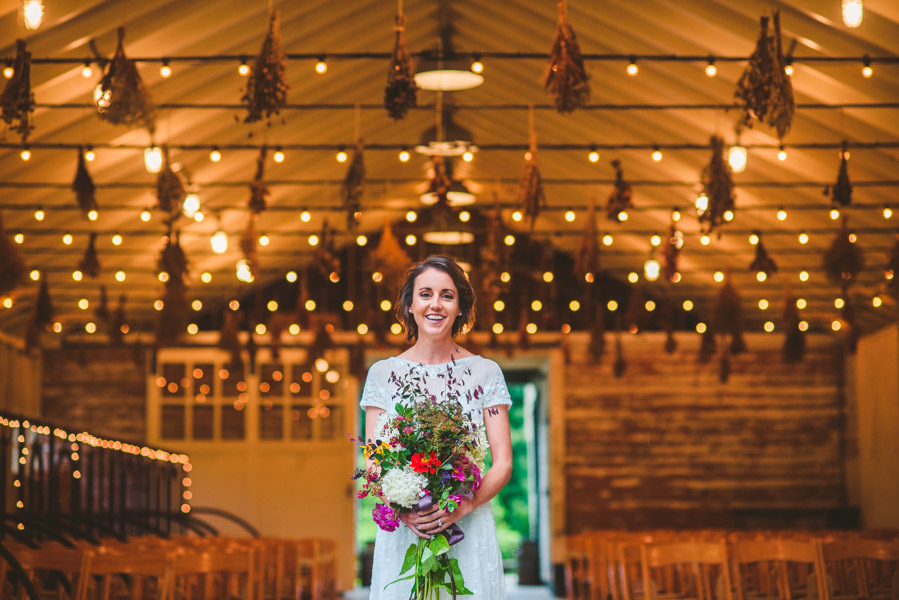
[403,426,414,434]
[372,503,400,532]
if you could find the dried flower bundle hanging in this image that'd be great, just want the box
[72,149,98,217]
[699,136,736,236]
[95,285,111,322]
[25,279,53,353]
[719,351,731,384]
[240,214,259,280]
[606,160,633,223]
[613,333,626,379]
[781,287,804,364]
[575,195,600,281]
[248,146,269,214]
[313,221,341,279]
[543,0,590,113]
[96,27,156,133]
[242,11,289,124]
[156,277,187,347]
[219,309,244,379]
[78,233,101,279]
[766,11,795,139]
[822,215,865,287]
[735,15,774,126]
[588,300,605,362]
[749,233,778,277]
[156,147,184,224]
[831,141,852,207]
[0,212,26,296]
[384,11,417,120]
[517,111,545,232]
[662,222,682,282]
[0,39,35,143]
[698,329,716,364]
[368,223,411,292]
[108,293,127,345]
[712,274,746,355]
[887,234,899,300]
[158,231,189,285]
[660,301,677,354]
[342,142,365,230]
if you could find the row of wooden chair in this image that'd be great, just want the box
[0,535,338,600]
[565,530,899,600]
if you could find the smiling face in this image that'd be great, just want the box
[409,268,460,341]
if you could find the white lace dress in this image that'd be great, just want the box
[360,355,512,599]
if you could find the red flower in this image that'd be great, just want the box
[410,451,442,474]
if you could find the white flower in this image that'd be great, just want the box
[381,467,427,508]
[465,426,489,469]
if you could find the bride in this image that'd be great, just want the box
[360,255,513,599]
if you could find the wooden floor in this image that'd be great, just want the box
[345,576,556,598]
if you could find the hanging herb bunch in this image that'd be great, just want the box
[699,136,736,237]
[240,214,259,280]
[516,108,545,232]
[155,146,185,225]
[342,141,365,230]
[831,140,852,207]
[713,273,746,355]
[96,27,156,133]
[108,293,128,345]
[0,39,35,143]
[313,221,341,280]
[887,234,899,301]
[242,10,289,125]
[543,0,590,113]
[368,223,411,293]
[156,232,189,347]
[25,279,54,352]
[72,148,98,218]
[249,146,270,214]
[384,9,417,120]
[749,232,778,279]
[78,233,101,279]
[822,215,865,287]
[575,194,600,282]
[734,11,794,139]
[781,286,804,364]
[662,221,683,282]
[606,160,633,223]
[0,212,27,296]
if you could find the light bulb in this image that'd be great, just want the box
[777,208,788,221]
[159,61,172,78]
[23,0,44,30]
[84,147,95,161]
[20,148,31,161]
[798,232,809,244]
[471,59,484,74]
[211,230,228,254]
[258,234,270,246]
[308,234,319,246]
[713,271,725,282]
[111,233,122,246]
[462,150,474,162]
[683,300,693,311]
[511,210,523,222]
[236,259,254,283]
[87,210,98,221]
[862,64,873,78]
[34,208,44,221]
[695,193,709,214]
[273,149,285,163]
[336,149,348,163]
[873,296,882,308]
[301,210,311,222]
[140,209,151,222]
[564,210,576,222]
[784,62,794,76]
[626,60,639,76]
[672,209,681,222]
[2,65,13,79]
[830,209,840,220]
[705,61,717,77]
[651,148,663,162]
[883,206,893,219]
[602,234,613,246]
[842,0,863,28]
[81,62,93,78]
[728,144,747,172]
[588,149,599,163]
[778,146,787,161]
[182,193,200,217]
[650,235,662,247]
[238,60,250,76]
[799,270,810,282]
[749,233,759,245]
[144,146,163,173]
[459,211,470,222]
[644,258,661,281]
[209,148,222,162]
[93,84,111,109]
[62,233,73,245]
[723,210,734,222]
[356,235,368,246]
[759,299,769,310]
[398,150,410,163]
[314,57,328,74]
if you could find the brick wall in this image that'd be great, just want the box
[41,345,148,442]
[563,332,850,531]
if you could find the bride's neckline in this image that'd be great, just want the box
[391,355,480,367]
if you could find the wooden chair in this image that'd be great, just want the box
[168,545,256,600]
[819,537,898,600]
[732,538,831,600]
[566,533,593,600]
[0,542,89,600]
[76,548,172,600]
[640,541,733,600]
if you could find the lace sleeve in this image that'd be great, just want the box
[359,360,390,411]
[481,359,512,409]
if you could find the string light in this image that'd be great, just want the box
[72,270,82,281]
[531,300,543,311]
[756,271,767,282]
[588,147,600,163]
[713,271,725,282]
[494,300,505,312]
[159,59,172,78]
[140,209,152,222]
[799,270,810,282]
[62,232,73,245]
[301,210,311,222]
[861,55,873,78]
[236,259,254,283]
[459,210,471,222]
[115,271,126,282]
[82,61,93,78]
[308,234,319,246]
[832,320,842,332]
[84,146,95,161]
[728,144,747,173]
[758,299,769,310]
[85,322,97,333]
[644,258,661,281]
[543,271,554,282]
[144,146,163,173]
[651,147,663,162]
[87,210,98,221]
[749,233,759,245]
[471,54,484,74]
[111,233,123,246]
[723,210,734,222]
[695,193,709,215]
[526,323,538,334]
[777,145,787,161]
[200,272,211,283]
[796,298,807,309]
[342,300,354,312]
[462,150,474,162]
[799,321,809,331]
[33,207,44,221]
[830,209,840,220]
[602,234,613,246]
[492,323,503,334]
[285,271,297,282]
[209,147,222,162]
[848,231,858,243]
[618,210,629,221]
[764,321,775,333]
[336,148,348,163]
[650,235,662,247]
[504,234,515,246]
[405,234,416,245]
[569,300,580,311]
[682,300,693,311]
[13,232,24,244]
[884,206,893,219]
[211,229,228,254]
[626,57,639,76]
[511,210,523,222]
[700,235,711,246]
[704,59,717,77]
[305,299,317,311]
[258,233,270,246]
[23,0,44,30]
[399,149,410,162]
[356,234,368,246]
[696,323,707,334]
[2,298,11,309]
[671,209,681,222]
[564,210,576,222]
[798,231,809,244]
[627,272,639,283]
[238,58,250,76]
[842,0,864,28]
[29,270,39,281]
[273,148,285,163]
[20,147,31,161]
[314,55,328,74]
[784,56,794,76]
[777,207,788,221]
[873,295,882,308]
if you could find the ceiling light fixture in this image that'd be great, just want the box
[23,0,44,30]
[842,0,863,28]
[414,51,484,91]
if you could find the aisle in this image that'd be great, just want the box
[345,575,556,599]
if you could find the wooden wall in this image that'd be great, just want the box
[41,344,148,440]
[0,331,41,416]
[562,332,850,532]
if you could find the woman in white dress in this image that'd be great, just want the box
[360,255,513,599]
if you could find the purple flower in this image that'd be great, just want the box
[372,503,400,532]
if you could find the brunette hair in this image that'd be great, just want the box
[395,255,476,342]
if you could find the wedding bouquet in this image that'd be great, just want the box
[353,364,489,598]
